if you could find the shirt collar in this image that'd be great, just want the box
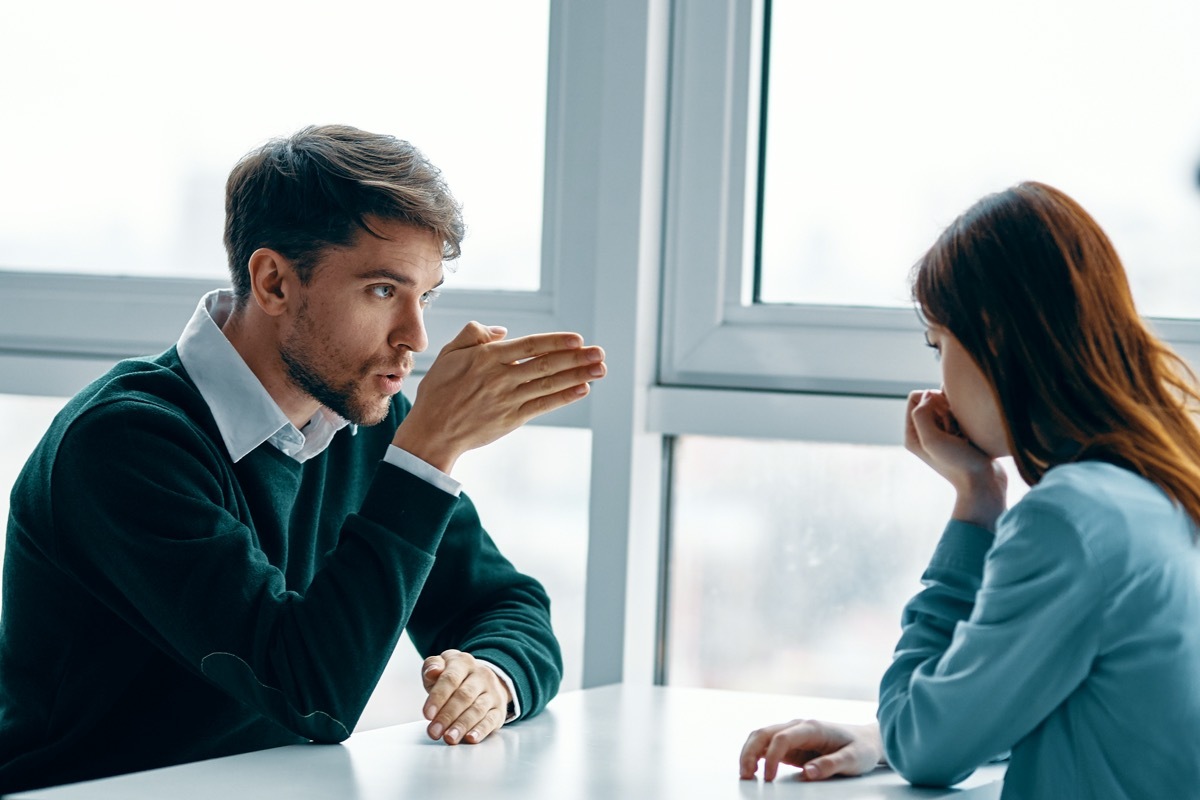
[176,289,355,463]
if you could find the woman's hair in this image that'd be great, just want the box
[912,181,1200,528]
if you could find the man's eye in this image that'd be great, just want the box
[371,285,395,299]
[420,288,441,307]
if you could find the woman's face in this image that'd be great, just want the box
[924,325,1010,458]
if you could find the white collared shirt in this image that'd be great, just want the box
[176,289,520,719]
[176,289,461,494]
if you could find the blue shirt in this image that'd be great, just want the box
[878,460,1200,799]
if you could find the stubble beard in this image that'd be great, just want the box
[279,306,394,427]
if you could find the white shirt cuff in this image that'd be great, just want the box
[383,445,462,497]
[478,660,521,722]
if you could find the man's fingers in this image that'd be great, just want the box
[487,331,585,362]
[441,322,508,354]
[463,705,506,744]
[515,358,605,399]
[421,656,446,694]
[440,689,501,745]
[423,650,468,721]
[402,326,605,467]
[516,346,605,378]
[422,651,510,745]
[515,380,597,420]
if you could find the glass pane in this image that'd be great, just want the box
[666,436,1026,700]
[0,1,548,291]
[758,0,1200,316]
[359,424,590,730]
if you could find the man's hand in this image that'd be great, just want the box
[739,719,884,782]
[421,649,512,746]
[393,322,606,473]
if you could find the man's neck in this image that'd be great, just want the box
[220,307,320,429]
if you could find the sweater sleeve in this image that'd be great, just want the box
[403,489,563,720]
[50,398,459,743]
[878,509,1103,787]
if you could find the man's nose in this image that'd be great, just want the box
[389,303,428,354]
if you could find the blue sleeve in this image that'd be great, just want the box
[878,509,1103,787]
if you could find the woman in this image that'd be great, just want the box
[739,182,1200,798]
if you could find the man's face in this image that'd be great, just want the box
[279,217,444,426]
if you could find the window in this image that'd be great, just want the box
[661,0,1200,396]
[757,0,1200,315]
[655,0,1200,699]
[665,437,1026,699]
[0,0,549,292]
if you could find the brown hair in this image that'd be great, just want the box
[223,124,464,298]
[912,181,1200,527]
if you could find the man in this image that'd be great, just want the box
[0,124,605,793]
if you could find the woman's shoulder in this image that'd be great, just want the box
[1001,460,1191,561]
[1024,461,1171,513]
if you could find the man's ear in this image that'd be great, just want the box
[246,248,298,317]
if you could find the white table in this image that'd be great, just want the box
[10,685,1005,799]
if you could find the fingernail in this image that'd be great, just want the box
[428,722,444,739]
[574,384,589,395]
[446,727,460,743]
[589,364,604,377]
[423,704,438,720]
[488,326,507,335]
[587,349,603,362]
[803,764,821,780]
[465,730,480,743]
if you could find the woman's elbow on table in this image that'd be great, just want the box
[881,724,978,788]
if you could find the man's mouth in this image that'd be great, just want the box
[377,373,406,396]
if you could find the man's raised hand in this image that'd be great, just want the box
[393,322,605,473]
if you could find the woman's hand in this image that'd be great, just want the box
[739,719,884,782]
[905,389,1007,530]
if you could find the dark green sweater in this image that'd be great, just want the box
[0,349,562,793]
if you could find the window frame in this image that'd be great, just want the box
[656,0,1200,407]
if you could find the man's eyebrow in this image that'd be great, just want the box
[355,269,445,293]
[355,268,417,285]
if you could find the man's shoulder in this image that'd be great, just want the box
[54,349,218,447]
[73,348,190,404]
[13,350,225,519]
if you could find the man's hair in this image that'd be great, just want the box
[912,181,1200,529]
[223,124,464,298]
